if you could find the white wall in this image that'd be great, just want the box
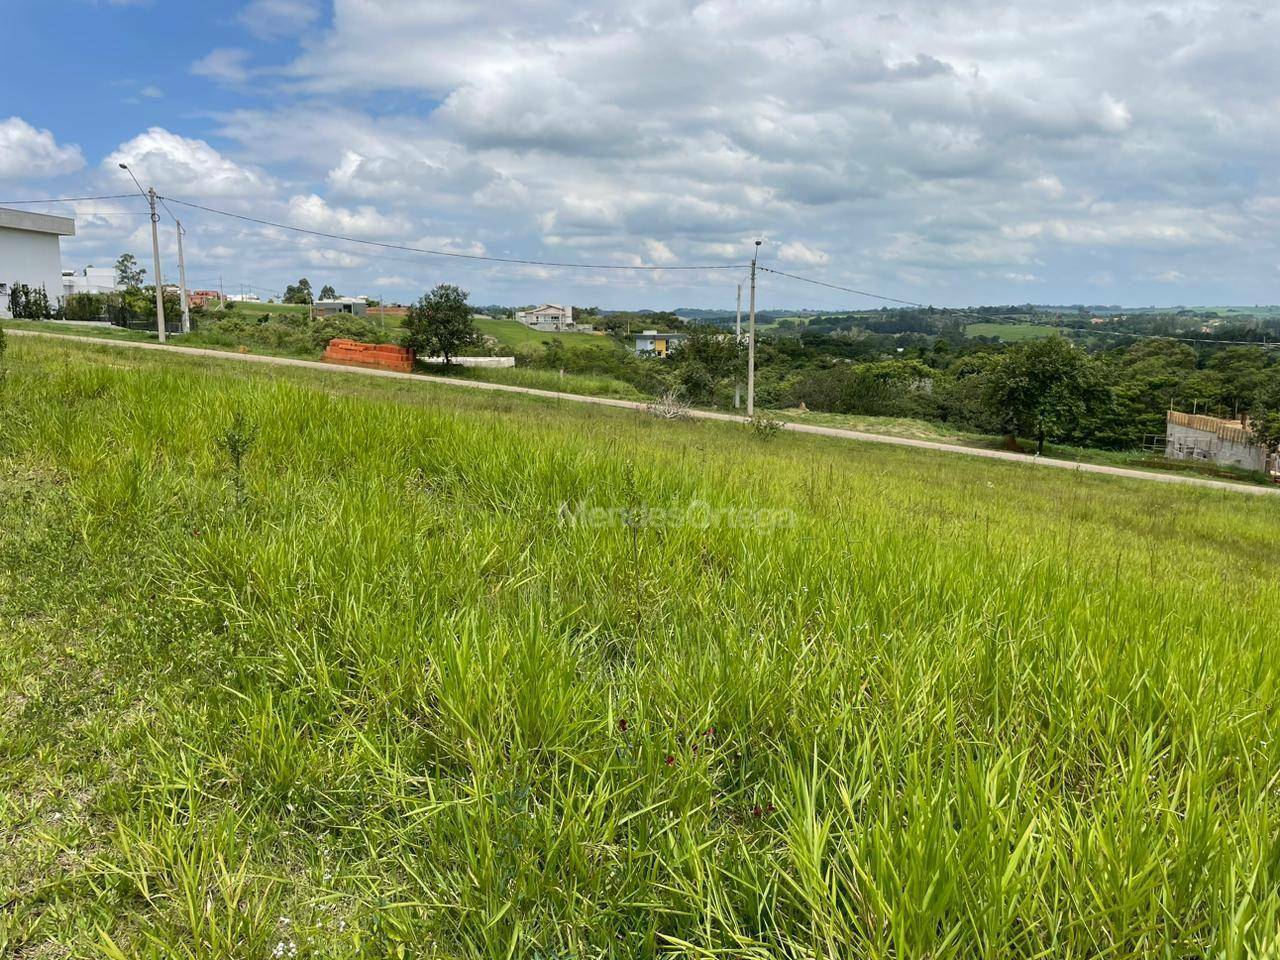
[1165,421,1267,472]
[0,227,65,318]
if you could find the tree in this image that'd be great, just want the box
[1248,411,1280,464]
[1248,375,1280,465]
[115,253,145,289]
[983,336,1102,454]
[319,284,337,301]
[6,283,53,320]
[671,325,741,404]
[283,278,314,304]
[402,283,478,366]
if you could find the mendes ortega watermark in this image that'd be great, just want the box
[558,499,796,531]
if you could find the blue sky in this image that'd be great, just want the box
[2,0,1278,310]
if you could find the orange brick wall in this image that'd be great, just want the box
[322,339,414,373]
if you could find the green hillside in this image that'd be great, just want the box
[3,335,1280,958]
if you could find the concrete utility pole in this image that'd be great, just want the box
[175,220,190,333]
[734,282,743,409]
[118,163,165,342]
[747,239,761,417]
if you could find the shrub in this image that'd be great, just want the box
[747,413,784,441]
[645,390,691,421]
[6,283,53,320]
[63,293,109,322]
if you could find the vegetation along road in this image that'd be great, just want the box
[11,328,1277,497]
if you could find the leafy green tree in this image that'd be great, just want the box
[402,283,478,365]
[319,284,337,301]
[1206,347,1268,415]
[115,253,146,289]
[1248,373,1280,466]
[1248,411,1280,463]
[283,278,314,304]
[792,357,937,418]
[984,336,1102,454]
[672,325,741,404]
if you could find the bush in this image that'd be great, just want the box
[184,313,385,356]
[747,413,784,441]
[63,293,109,322]
[309,315,381,351]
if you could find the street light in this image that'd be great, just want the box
[118,162,166,342]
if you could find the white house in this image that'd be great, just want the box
[0,206,75,318]
[62,265,118,297]
[314,296,368,317]
[516,303,574,330]
[634,329,688,358]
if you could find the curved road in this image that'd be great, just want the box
[11,328,1279,497]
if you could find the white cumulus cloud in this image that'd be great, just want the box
[0,117,84,179]
[105,128,274,198]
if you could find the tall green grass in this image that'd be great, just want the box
[422,363,645,400]
[3,336,1280,958]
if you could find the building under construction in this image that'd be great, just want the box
[1164,411,1273,475]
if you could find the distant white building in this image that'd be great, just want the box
[0,206,75,318]
[62,265,118,297]
[226,293,261,303]
[314,296,368,317]
[634,329,687,358]
[517,303,574,330]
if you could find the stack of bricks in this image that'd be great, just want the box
[322,339,414,373]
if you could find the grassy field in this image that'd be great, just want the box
[473,316,623,354]
[964,322,1063,341]
[421,363,646,400]
[5,335,1280,957]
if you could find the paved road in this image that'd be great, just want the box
[12,328,1279,497]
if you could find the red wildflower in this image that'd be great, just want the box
[618,718,628,733]
[665,754,675,766]
[752,804,763,818]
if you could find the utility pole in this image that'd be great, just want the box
[175,220,190,333]
[734,282,743,409]
[118,164,165,342]
[147,189,166,341]
[747,240,761,417]
[219,274,225,310]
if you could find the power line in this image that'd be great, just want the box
[757,266,928,307]
[156,195,180,224]
[0,194,138,205]
[159,194,749,272]
[759,265,1280,348]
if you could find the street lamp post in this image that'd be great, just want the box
[118,163,165,342]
